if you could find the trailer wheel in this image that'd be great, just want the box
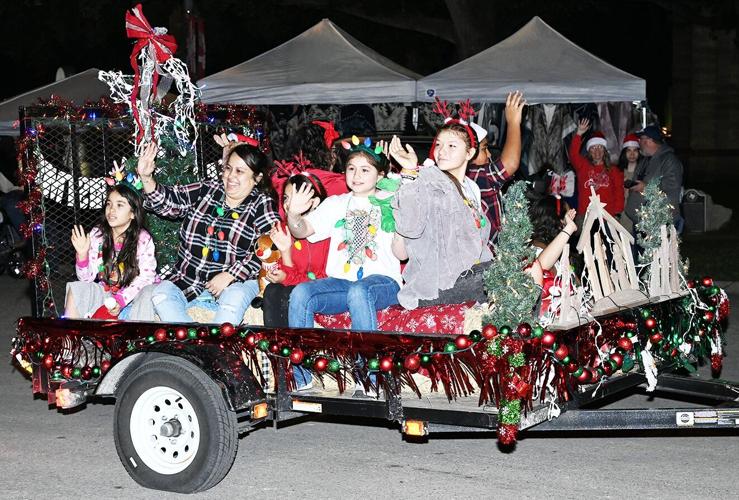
[114,356,238,493]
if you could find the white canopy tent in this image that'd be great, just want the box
[0,69,111,136]
[197,19,420,105]
[416,16,646,104]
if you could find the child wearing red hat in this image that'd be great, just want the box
[569,118,624,217]
[617,133,642,232]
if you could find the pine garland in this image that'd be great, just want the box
[483,181,538,326]
[123,132,198,273]
[635,178,673,264]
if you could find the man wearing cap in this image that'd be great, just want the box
[625,125,684,229]
[466,91,525,248]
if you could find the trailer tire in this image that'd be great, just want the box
[113,356,238,493]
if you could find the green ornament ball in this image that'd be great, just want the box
[641,309,652,319]
[532,325,544,338]
[187,328,198,339]
[327,359,341,373]
[499,325,512,336]
[210,327,219,336]
[72,367,82,378]
[146,335,155,343]
[367,358,380,371]
[444,342,457,353]
[469,330,482,342]
[257,339,270,351]
[92,366,101,377]
[280,346,291,357]
[420,354,432,366]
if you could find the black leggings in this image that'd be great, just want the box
[417,261,492,308]
[262,283,295,328]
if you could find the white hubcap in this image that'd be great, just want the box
[129,386,200,474]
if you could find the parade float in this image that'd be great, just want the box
[10,4,736,494]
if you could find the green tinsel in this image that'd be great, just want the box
[509,352,526,368]
[483,181,538,326]
[499,399,522,425]
[487,337,503,357]
[124,133,198,273]
[635,178,673,264]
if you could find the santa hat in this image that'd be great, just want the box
[469,122,488,143]
[586,131,608,151]
[621,133,640,150]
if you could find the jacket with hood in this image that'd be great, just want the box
[625,144,683,224]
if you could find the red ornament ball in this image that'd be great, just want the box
[220,322,236,337]
[610,352,624,368]
[455,335,471,350]
[650,332,663,344]
[245,333,257,347]
[576,368,591,383]
[541,331,557,348]
[380,356,394,372]
[42,354,54,370]
[703,311,715,323]
[314,356,329,372]
[101,359,112,373]
[701,277,713,287]
[403,353,421,372]
[482,324,497,340]
[269,342,280,354]
[687,279,696,288]
[517,323,532,337]
[616,336,633,351]
[197,327,209,339]
[81,367,93,380]
[554,345,569,361]
[289,348,305,364]
[60,364,73,379]
[566,362,578,373]
[154,328,168,342]
[175,327,188,341]
[645,317,657,329]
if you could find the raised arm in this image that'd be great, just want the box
[499,91,525,176]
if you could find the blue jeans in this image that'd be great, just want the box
[152,279,259,325]
[288,275,400,330]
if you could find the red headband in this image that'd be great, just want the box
[227,132,259,148]
[311,120,340,149]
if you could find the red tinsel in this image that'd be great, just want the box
[711,353,723,376]
[497,423,518,446]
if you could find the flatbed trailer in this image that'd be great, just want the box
[12,295,738,494]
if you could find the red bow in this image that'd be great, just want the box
[311,120,340,149]
[273,153,313,179]
[125,3,178,144]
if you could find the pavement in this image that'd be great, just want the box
[1,275,737,499]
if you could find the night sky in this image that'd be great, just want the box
[0,0,688,116]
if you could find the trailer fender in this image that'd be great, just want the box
[96,344,264,411]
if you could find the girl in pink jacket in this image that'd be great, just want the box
[64,184,157,320]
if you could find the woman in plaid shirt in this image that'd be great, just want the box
[136,141,280,324]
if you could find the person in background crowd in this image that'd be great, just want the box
[569,118,624,219]
[281,120,339,172]
[466,92,525,247]
[625,125,684,231]
[618,133,642,232]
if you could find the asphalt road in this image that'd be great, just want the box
[1,276,737,499]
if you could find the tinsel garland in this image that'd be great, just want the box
[11,282,727,442]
